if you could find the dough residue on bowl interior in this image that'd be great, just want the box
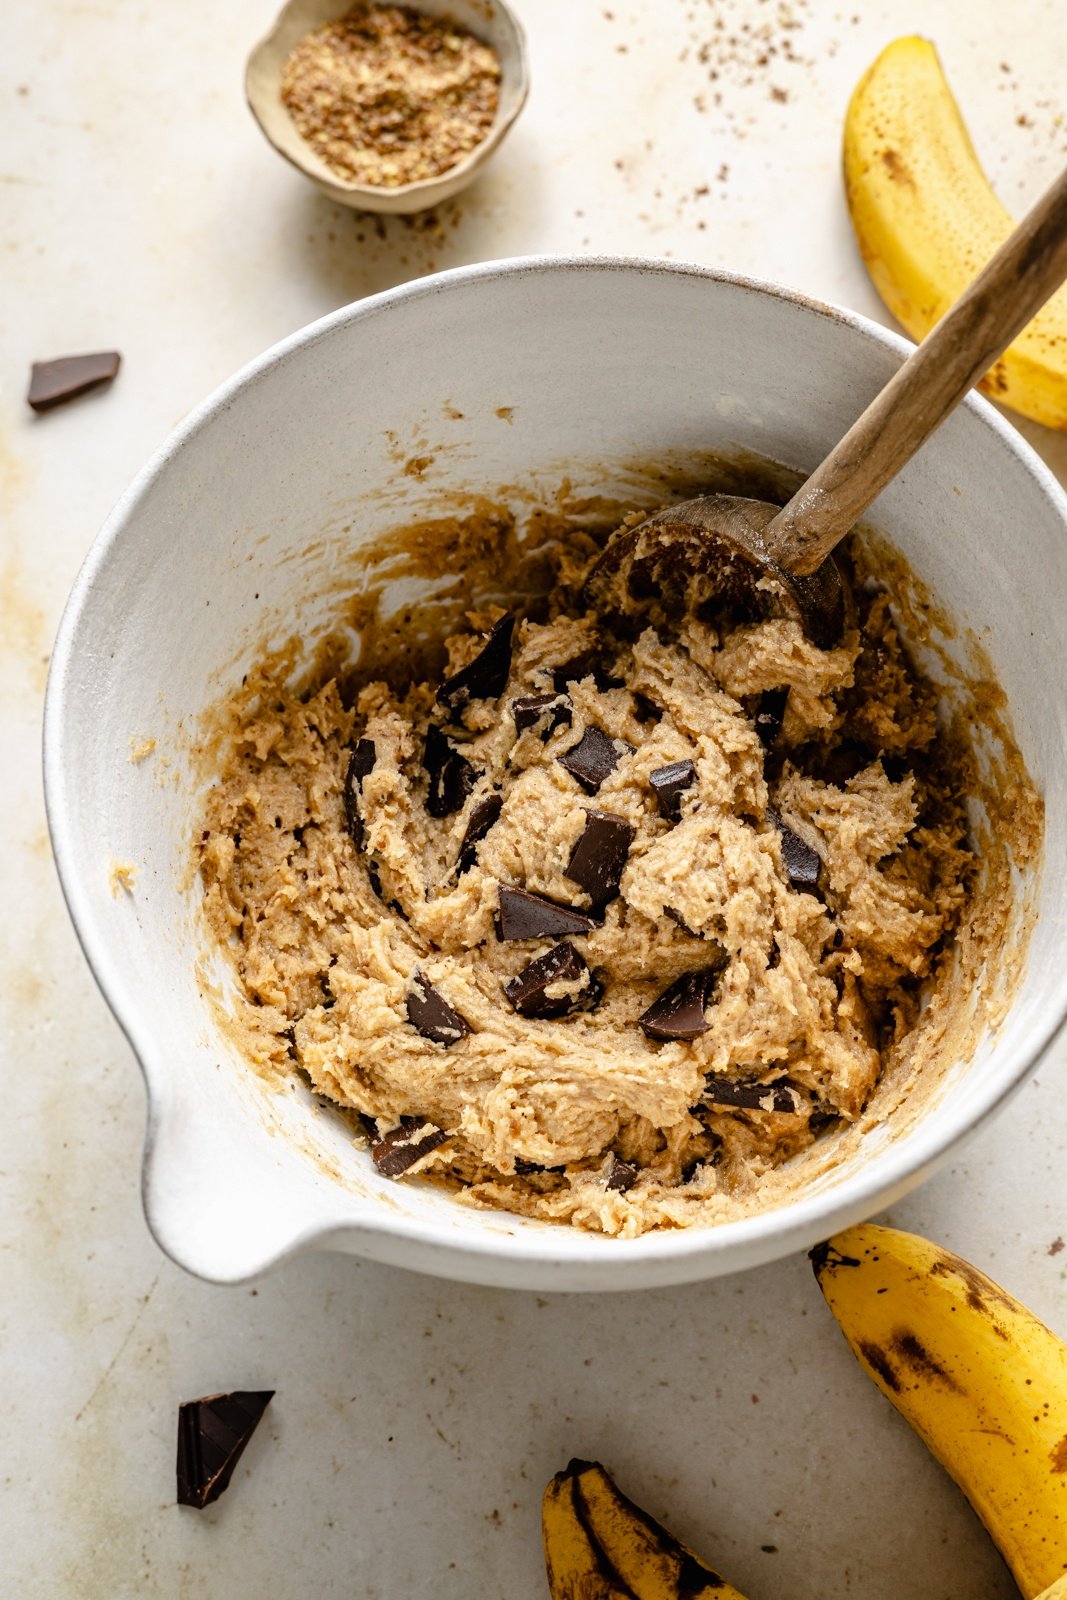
[194,489,1042,1238]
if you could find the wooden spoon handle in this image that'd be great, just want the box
[766,162,1067,577]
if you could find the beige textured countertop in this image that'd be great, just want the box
[2,1,1066,1595]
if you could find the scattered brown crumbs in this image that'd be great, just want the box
[280,3,501,188]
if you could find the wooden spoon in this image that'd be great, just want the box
[585,164,1067,647]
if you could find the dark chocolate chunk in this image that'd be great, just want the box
[565,809,634,909]
[503,940,602,1019]
[633,693,661,725]
[639,967,722,1041]
[700,1073,803,1114]
[649,759,696,823]
[437,613,515,710]
[808,1106,842,1135]
[28,350,120,413]
[769,810,821,891]
[497,884,599,941]
[512,692,572,738]
[515,1157,566,1176]
[406,969,471,1046]
[755,687,789,748]
[551,650,624,693]
[458,791,503,873]
[424,725,476,818]
[370,1115,449,1177]
[606,1157,638,1193]
[176,1391,274,1509]
[364,857,390,908]
[343,737,377,848]
[558,727,632,794]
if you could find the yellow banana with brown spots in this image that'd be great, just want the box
[543,1459,749,1600]
[843,35,1067,430]
[813,1223,1067,1597]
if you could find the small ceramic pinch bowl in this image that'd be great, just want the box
[44,259,1067,1291]
[246,0,529,214]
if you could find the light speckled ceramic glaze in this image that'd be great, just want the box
[44,259,1067,1290]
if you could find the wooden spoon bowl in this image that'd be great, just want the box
[588,162,1067,648]
[582,493,847,648]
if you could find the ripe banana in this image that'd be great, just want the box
[813,1223,1067,1598]
[543,1458,749,1600]
[843,35,1067,430]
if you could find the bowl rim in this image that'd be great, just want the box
[43,254,1067,1287]
[244,0,530,209]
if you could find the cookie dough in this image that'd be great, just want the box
[199,529,981,1235]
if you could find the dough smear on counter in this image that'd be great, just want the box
[198,529,988,1236]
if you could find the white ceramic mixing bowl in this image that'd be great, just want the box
[44,258,1067,1290]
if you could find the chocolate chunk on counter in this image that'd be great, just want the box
[755,687,789,748]
[512,692,572,738]
[437,613,515,710]
[701,1073,803,1114]
[406,970,471,1046]
[28,350,121,412]
[606,1157,638,1193]
[458,792,503,874]
[769,810,821,891]
[343,738,377,848]
[370,1115,450,1177]
[639,967,722,1041]
[424,725,476,818]
[558,727,632,794]
[566,809,634,909]
[649,759,696,823]
[176,1391,274,1509]
[497,884,599,941]
[503,940,602,1019]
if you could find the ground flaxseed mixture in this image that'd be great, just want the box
[280,4,501,187]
